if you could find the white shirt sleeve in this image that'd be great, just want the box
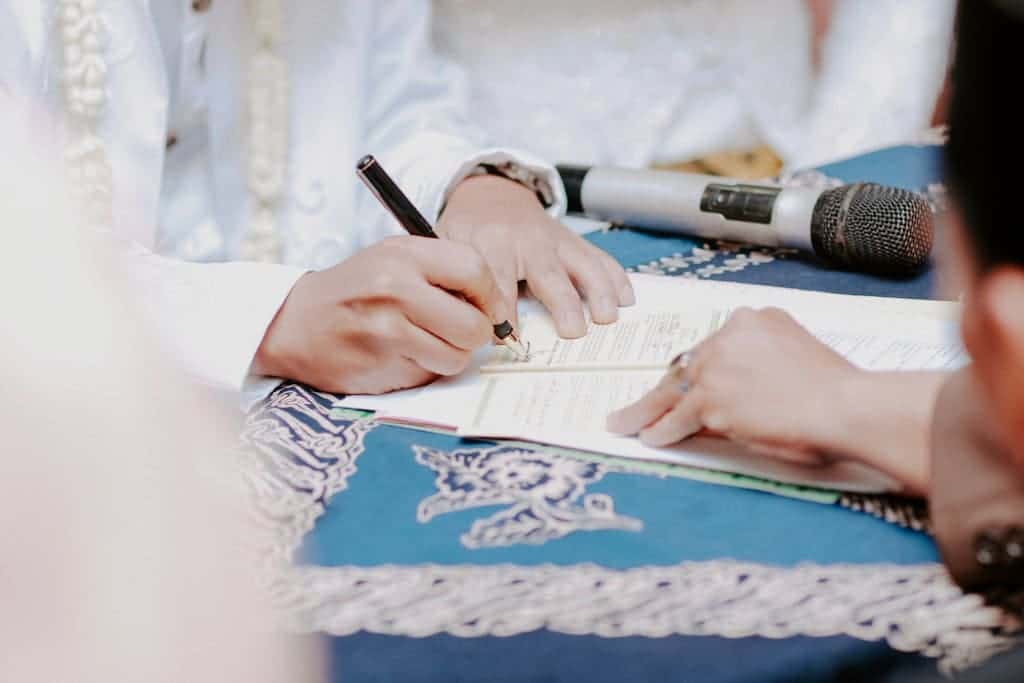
[117,239,306,393]
[357,0,566,244]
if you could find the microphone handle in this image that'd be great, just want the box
[558,165,817,252]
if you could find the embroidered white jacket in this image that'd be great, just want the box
[0,0,563,392]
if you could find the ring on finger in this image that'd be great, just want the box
[666,350,695,394]
[670,350,694,369]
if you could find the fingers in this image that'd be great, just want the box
[340,357,437,396]
[562,242,621,325]
[398,359,441,389]
[589,243,635,307]
[402,283,493,351]
[637,389,705,447]
[606,382,681,435]
[400,321,475,377]
[609,353,704,447]
[524,255,587,338]
[402,237,510,325]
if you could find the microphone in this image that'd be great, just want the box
[557,165,934,275]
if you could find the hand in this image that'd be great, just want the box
[607,308,859,465]
[253,236,507,395]
[437,175,634,338]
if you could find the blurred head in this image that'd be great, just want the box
[945,0,1024,467]
[0,92,321,683]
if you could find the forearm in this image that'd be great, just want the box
[823,370,949,496]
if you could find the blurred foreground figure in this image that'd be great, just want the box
[0,97,321,683]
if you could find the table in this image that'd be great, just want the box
[242,144,1022,682]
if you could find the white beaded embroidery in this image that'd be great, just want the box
[58,0,114,230]
[241,0,289,263]
[240,385,1024,676]
[58,0,289,261]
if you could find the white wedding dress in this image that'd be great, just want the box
[433,0,956,169]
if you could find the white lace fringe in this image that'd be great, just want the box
[242,385,1023,677]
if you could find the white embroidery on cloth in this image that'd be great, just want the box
[241,383,1023,675]
[276,562,1020,675]
[631,243,790,279]
[415,445,643,548]
[241,385,373,565]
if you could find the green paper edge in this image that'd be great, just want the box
[329,407,840,504]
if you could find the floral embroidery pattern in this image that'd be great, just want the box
[630,242,793,278]
[415,445,643,548]
[242,383,1023,674]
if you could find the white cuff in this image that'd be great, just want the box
[229,265,308,397]
[143,261,307,393]
[435,147,568,222]
[240,375,285,411]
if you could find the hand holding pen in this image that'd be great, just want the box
[357,155,530,360]
[251,178,517,396]
[252,152,628,396]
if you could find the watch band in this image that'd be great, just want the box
[469,162,556,209]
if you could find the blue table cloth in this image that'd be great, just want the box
[243,144,1022,682]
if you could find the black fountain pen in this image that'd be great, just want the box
[356,154,530,361]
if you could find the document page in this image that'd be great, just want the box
[340,273,966,492]
[467,278,966,436]
[466,326,965,437]
[810,329,967,370]
[484,307,727,371]
[471,370,662,434]
[484,304,964,377]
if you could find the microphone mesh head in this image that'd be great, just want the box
[810,183,934,275]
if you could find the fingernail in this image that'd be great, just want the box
[593,298,618,324]
[639,429,663,447]
[703,413,729,432]
[619,283,636,306]
[560,311,587,338]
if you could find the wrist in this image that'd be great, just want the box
[437,174,539,240]
[827,370,945,495]
[252,272,313,379]
[252,310,288,379]
[449,173,537,205]
[811,366,876,460]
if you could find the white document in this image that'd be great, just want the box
[340,274,966,492]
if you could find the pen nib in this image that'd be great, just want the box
[504,332,531,362]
